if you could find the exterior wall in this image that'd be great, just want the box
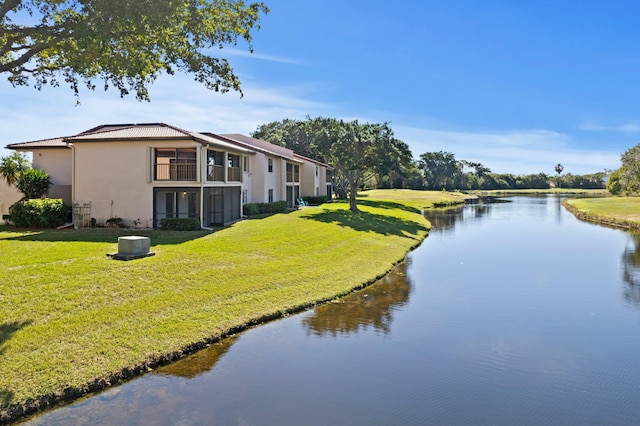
[247,151,267,203]
[31,148,72,204]
[277,158,287,202]
[259,154,284,202]
[319,165,329,197]
[299,160,328,198]
[0,180,22,217]
[241,154,252,206]
[300,161,319,197]
[73,140,202,227]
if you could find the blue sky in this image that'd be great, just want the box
[2,0,639,175]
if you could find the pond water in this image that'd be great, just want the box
[24,196,640,425]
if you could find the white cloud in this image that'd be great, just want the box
[0,74,332,157]
[0,76,622,176]
[395,126,620,175]
[620,122,640,133]
[579,121,640,134]
[222,48,302,65]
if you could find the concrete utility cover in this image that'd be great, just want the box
[108,236,155,261]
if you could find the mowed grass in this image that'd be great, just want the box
[0,190,466,412]
[563,196,640,229]
[359,188,474,210]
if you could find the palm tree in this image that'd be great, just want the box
[555,163,564,188]
[16,169,52,199]
[0,152,30,186]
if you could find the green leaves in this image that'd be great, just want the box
[0,0,269,100]
[16,168,52,199]
[0,152,30,187]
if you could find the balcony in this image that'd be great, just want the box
[286,171,300,183]
[228,166,242,182]
[208,164,225,181]
[155,163,197,181]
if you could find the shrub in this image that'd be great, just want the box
[105,217,125,228]
[242,200,287,216]
[9,198,71,228]
[302,196,328,205]
[16,168,52,199]
[608,168,623,195]
[159,217,201,230]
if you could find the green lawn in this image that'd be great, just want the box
[563,196,640,230]
[0,190,469,419]
[359,188,475,209]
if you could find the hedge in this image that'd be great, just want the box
[8,198,71,228]
[243,200,287,216]
[301,196,328,205]
[159,217,202,231]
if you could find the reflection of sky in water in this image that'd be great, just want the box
[26,196,640,426]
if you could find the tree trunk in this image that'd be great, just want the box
[349,187,358,212]
[347,170,360,212]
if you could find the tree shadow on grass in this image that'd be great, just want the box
[0,388,14,407]
[0,228,214,245]
[300,208,428,239]
[354,199,423,214]
[0,320,33,406]
[0,320,33,357]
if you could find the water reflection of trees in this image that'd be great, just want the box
[423,207,463,233]
[155,336,237,378]
[622,233,640,307]
[301,261,413,337]
[423,203,492,234]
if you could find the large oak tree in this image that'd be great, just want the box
[0,0,268,100]
[253,117,413,212]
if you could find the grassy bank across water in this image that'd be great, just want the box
[0,190,469,422]
[563,197,640,231]
[473,188,608,196]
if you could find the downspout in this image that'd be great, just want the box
[200,146,212,230]
[68,143,75,203]
[67,142,77,228]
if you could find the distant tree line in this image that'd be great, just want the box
[252,117,607,208]
[414,151,605,191]
[608,143,640,195]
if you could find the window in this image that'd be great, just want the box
[207,150,225,181]
[228,153,241,181]
[316,166,318,176]
[268,158,273,173]
[207,150,224,165]
[286,163,300,182]
[268,189,273,203]
[154,188,200,227]
[242,189,248,204]
[155,148,197,181]
[243,156,249,172]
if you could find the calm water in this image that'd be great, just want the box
[25,196,640,425]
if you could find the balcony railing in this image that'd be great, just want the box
[207,164,225,181]
[286,171,300,183]
[206,165,242,182]
[228,166,241,182]
[155,163,197,181]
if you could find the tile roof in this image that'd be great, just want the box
[6,137,68,149]
[191,132,254,153]
[5,125,316,160]
[218,133,297,161]
[62,123,253,153]
[293,153,329,167]
[66,123,193,141]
